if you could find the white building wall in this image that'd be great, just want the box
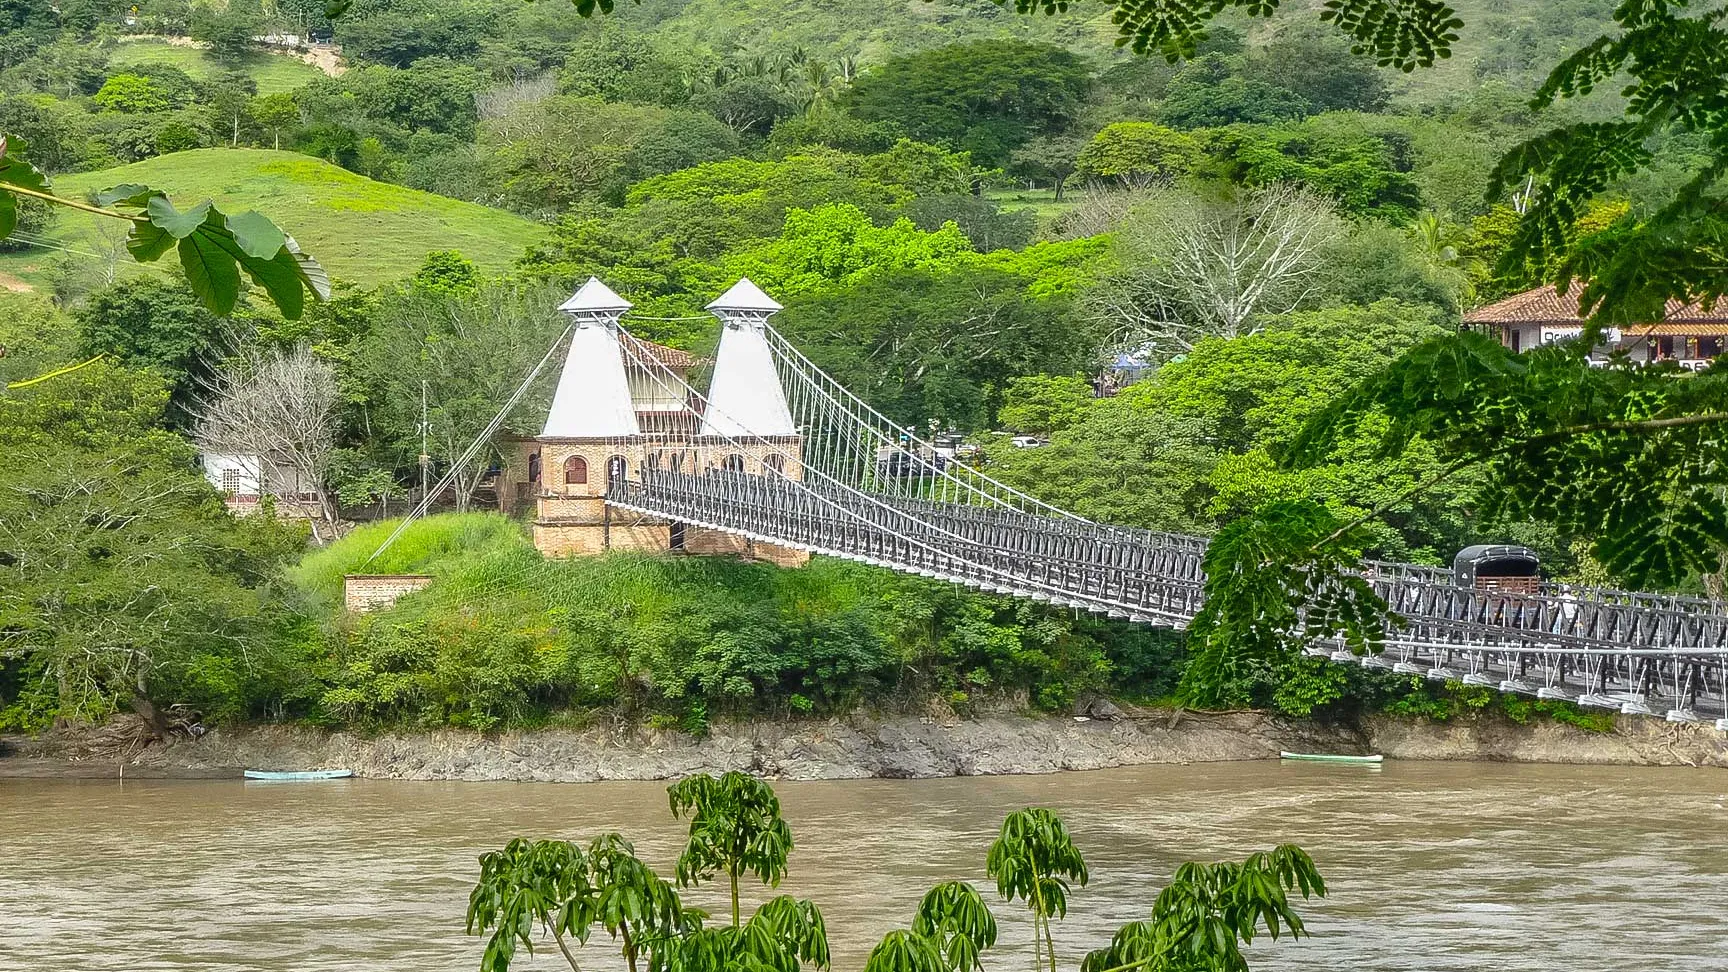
[628,368,687,413]
[202,453,262,496]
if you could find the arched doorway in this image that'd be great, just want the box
[607,455,627,491]
[764,454,785,476]
[722,454,745,474]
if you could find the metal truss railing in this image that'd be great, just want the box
[610,466,1728,725]
[590,304,1728,727]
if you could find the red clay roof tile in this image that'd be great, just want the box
[1464,285,1728,325]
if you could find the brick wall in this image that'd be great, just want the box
[535,521,673,557]
[344,574,434,612]
[517,435,810,564]
[684,527,809,566]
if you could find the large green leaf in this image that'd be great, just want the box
[177,208,244,317]
[146,196,215,239]
[0,136,50,240]
[93,184,161,208]
[225,209,287,260]
[97,183,330,320]
[283,234,332,303]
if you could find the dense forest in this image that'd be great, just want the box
[0,0,1686,736]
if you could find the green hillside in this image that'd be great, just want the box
[582,0,1612,91]
[107,37,327,95]
[8,149,546,289]
[628,0,1117,66]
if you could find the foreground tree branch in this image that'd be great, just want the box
[0,136,329,319]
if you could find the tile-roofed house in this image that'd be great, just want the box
[622,334,700,372]
[1465,284,1728,368]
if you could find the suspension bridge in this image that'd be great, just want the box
[388,277,1728,729]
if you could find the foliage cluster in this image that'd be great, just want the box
[298,514,1159,730]
[0,356,308,732]
[468,774,1326,972]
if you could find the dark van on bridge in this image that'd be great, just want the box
[1454,544,1541,594]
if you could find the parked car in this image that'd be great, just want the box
[1010,436,1046,448]
[876,450,947,477]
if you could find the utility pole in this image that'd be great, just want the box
[418,380,431,507]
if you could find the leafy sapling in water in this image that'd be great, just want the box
[914,881,998,972]
[986,808,1088,972]
[467,838,595,972]
[865,880,998,972]
[668,771,796,927]
[1080,844,1326,972]
[587,834,692,972]
[466,834,690,972]
[654,893,830,972]
[865,930,948,972]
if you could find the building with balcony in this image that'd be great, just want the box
[1465,284,1728,369]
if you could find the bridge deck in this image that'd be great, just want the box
[610,469,1728,725]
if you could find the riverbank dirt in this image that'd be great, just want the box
[4,705,1726,781]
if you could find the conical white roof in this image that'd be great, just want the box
[707,277,782,314]
[542,278,638,437]
[559,276,632,314]
[701,278,795,438]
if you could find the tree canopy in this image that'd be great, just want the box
[840,40,1091,167]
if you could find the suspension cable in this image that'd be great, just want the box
[364,317,577,563]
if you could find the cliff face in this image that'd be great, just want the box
[6,707,1726,780]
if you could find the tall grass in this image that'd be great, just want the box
[289,513,534,609]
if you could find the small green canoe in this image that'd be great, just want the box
[243,769,354,781]
[1278,752,1383,764]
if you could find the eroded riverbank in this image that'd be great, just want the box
[5,706,1726,780]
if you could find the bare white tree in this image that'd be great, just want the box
[1086,184,1346,358]
[1049,184,1158,241]
[197,344,342,543]
[476,73,558,122]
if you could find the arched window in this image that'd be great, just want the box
[764,454,786,476]
[607,455,627,490]
[722,454,745,474]
[528,452,542,484]
[564,456,587,485]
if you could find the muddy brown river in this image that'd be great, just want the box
[2,761,1725,971]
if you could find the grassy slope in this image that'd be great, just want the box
[8,149,546,289]
[643,0,1116,64]
[108,38,326,96]
[290,513,538,611]
[628,0,1610,84]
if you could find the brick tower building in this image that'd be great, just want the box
[502,277,809,566]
